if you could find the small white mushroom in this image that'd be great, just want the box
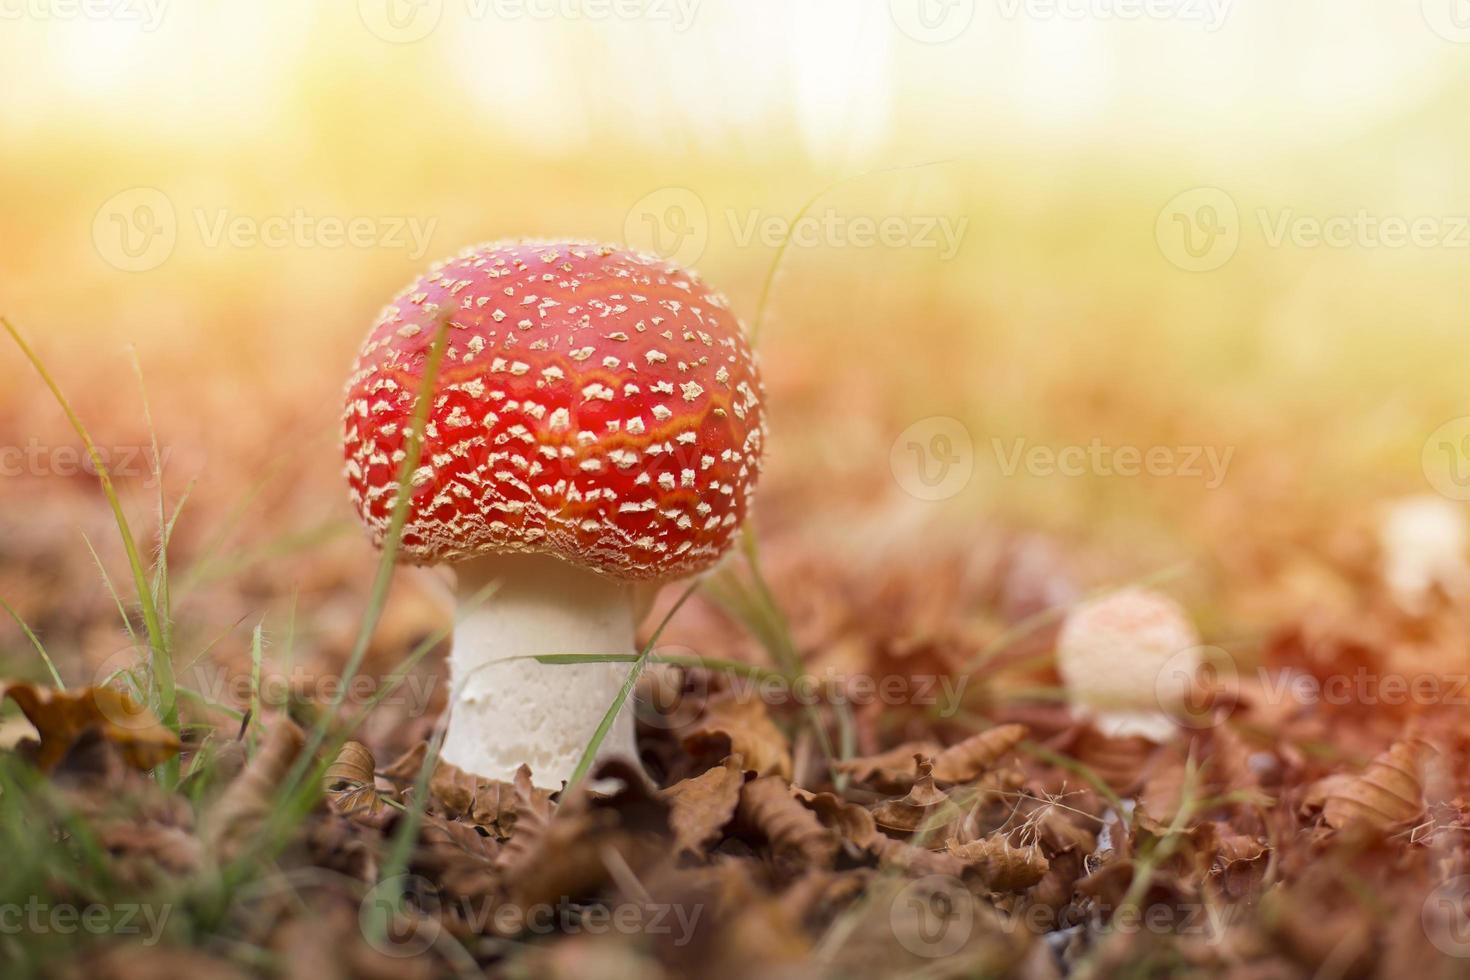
[1056,587,1200,742]
[1379,496,1470,616]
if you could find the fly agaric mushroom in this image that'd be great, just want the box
[342,241,765,787]
[1055,587,1200,742]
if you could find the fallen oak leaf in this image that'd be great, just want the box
[871,758,961,844]
[682,696,793,779]
[429,757,548,840]
[793,787,880,851]
[203,718,305,862]
[931,723,1027,784]
[660,756,746,857]
[735,774,839,869]
[0,680,179,771]
[868,835,968,878]
[1323,739,1436,832]
[323,740,385,821]
[497,760,669,910]
[493,764,554,878]
[946,835,1050,892]
[833,741,941,793]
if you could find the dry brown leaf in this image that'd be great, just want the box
[946,835,1050,892]
[931,724,1028,783]
[833,740,940,793]
[323,740,384,820]
[870,758,959,843]
[0,680,179,771]
[380,742,428,784]
[492,764,554,876]
[1323,739,1436,831]
[660,757,745,856]
[735,774,838,868]
[1068,727,1159,794]
[203,719,305,861]
[414,812,502,901]
[497,760,669,909]
[430,758,549,840]
[868,835,968,878]
[683,696,793,778]
[794,788,880,851]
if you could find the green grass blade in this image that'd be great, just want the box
[82,531,138,644]
[248,622,265,734]
[0,594,63,687]
[275,311,454,807]
[2,319,176,743]
[129,348,176,653]
[566,577,703,790]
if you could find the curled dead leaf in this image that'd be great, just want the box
[1323,739,1436,831]
[833,741,940,793]
[683,696,792,779]
[794,788,880,851]
[203,719,305,862]
[736,774,838,868]
[931,724,1028,784]
[430,758,548,840]
[0,681,179,771]
[946,835,1050,892]
[323,740,384,820]
[870,758,960,844]
[660,757,745,857]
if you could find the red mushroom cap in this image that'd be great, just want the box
[342,240,766,579]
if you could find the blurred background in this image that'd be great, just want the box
[2,0,1468,703]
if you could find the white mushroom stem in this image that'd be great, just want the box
[440,553,643,788]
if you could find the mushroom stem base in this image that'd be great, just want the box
[442,553,643,788]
